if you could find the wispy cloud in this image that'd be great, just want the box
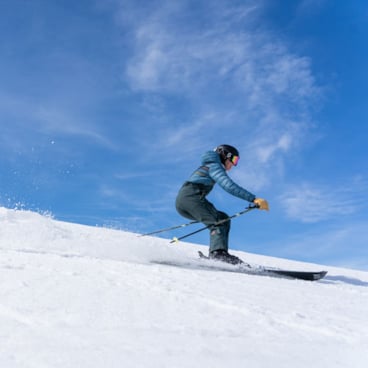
[279,177,368,223]
[0,90,117,155]
[116,0,322,183]
[121,1,320,104]
[268,220,368,270]
[33,105,118,150]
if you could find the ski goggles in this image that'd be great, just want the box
[230,155,239,166]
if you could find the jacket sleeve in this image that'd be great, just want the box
[208,162,256,202]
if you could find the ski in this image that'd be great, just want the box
[262,268,327,281]
[198,251,327,281]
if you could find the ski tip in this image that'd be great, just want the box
[198,250,208,259]
[309,270,328,281]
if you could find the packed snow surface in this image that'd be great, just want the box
[1,207,367,368]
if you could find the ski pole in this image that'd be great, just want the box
[138,219,199,237]
[170,205,258,243]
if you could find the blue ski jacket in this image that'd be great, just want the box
[187,150,256,202]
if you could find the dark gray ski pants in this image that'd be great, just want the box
[175,182,230,253]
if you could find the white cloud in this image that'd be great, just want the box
[34,105,117,149]
[0,90,117,153]
[279,179,368,223]
[119,0,322,173]
[264,220,368,270]
[123,7,321,110]
[254,133,292,163]
[122,2,262,94]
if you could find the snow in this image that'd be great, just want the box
[1,207,367,368]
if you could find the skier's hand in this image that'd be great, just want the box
[253,198,269,211]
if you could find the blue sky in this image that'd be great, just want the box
[1,0,367,270]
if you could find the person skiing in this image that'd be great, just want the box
[175,144,269,265]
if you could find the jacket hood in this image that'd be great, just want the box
[201,150,222,165]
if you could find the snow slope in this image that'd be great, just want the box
[1,207,367,368]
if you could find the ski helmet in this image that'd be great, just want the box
[215,144,240,166]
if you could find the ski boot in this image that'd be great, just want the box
[209,250,244,265]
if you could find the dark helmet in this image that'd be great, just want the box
[215,144,240,166]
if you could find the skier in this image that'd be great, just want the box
[175,144,269,265]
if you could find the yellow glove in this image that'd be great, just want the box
[253,198,269,211]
